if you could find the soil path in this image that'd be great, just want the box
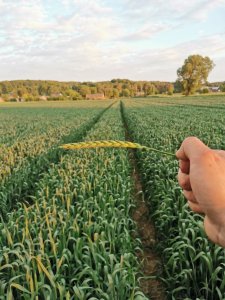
[120,101,167,300]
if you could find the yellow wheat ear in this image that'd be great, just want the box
[60,140,175,157]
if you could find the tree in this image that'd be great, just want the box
[38,84,47,95]
[78,85,91,98]
[146,84,157,95]
[90,86,97,94]
[177,55,214,96]
[167,84,174,95]
[220,84,225,92]
[121,88,130,97]
[66,89,82,100]
[201,87,209,94]
[174,80,182,93]
[112,88,119,98]
[17,88,27,99]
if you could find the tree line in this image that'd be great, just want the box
[0,79,176,101]
[0,54,224,101]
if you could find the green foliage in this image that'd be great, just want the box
[0,102,113,215]
[167,84,174,95]
[177,55,214,96]
[0,101,146,299]
[219,84,225,92]
[144,83,157,95]
[122,96,225,299]
[0,79,177,102]
[78,85,91,97]
[201,88,209,94]
[112,88,119,98]
[174,80,182,93]
[2,96,225,298]
[121,88,130,97]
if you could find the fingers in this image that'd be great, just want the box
[176,136,210,216]
[179,159,190,174]
[178,169,204,214]
[176,137,209,161]
[183,190,197,203]
[178,169,192,191]
[187,201,204,213]
[178,176,204,213]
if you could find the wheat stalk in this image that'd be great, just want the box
[60,140,175,157]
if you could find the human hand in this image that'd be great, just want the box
[176,137,225,248]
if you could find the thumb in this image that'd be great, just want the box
[176,137,209,161]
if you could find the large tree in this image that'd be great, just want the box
[177,55,214,95]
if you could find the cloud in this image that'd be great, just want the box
[117,33,225,81]
[179,0,225,21]
[116,0,225,42]
[0,0,121,61]
[123,0,225,22]
[0,1,49,31]
[1,31,224,82]
[0,0,224,81]
[120,22,172,41]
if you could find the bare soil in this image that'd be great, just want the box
[121,101,167,300]
[131,163,166,299]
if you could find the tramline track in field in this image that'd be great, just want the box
[120,101,167,300]
[0,101,116,218]
[0,100,148,299]
[122,98,225,299]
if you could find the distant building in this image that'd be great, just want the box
[17,97,25,102]
[8,94,18,102]
[200,86,220,93]
[135,92,145,97]
[86,93,105,100]
[39,95,48,101]
[51,93,62,98]
[209,86,220,93]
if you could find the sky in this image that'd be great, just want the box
[0,0,225,82]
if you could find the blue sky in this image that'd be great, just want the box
[0,0,225,82]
